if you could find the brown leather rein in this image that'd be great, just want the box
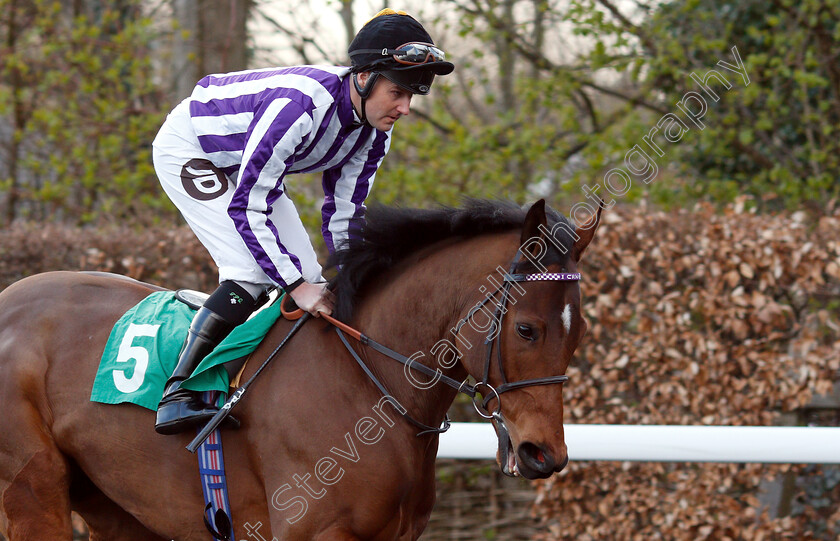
[281,250,581,436]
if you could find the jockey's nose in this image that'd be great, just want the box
[396,95,411,116]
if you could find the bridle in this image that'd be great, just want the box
[297,249,581,436]
[454,250,580,417]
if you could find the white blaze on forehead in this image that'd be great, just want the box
[561,304,572,333]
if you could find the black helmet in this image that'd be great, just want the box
[348,10,454,97]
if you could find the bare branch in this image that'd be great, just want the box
[253,4,334,65]
[595,0,656,53]
[410,108,453,136]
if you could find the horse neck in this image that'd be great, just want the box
[350,233,519,430]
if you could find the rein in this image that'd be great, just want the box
[282,301,461,436]
[283,250,582,436]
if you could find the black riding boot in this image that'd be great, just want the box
[155,307,237,435]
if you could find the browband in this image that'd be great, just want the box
[504,272,581,282]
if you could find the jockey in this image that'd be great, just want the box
[152,9,454,435]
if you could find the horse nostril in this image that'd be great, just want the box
[518,442,555,472]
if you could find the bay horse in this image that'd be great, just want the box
[0,199,599,540]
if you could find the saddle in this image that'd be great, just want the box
[90,289,282,411]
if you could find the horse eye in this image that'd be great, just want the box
[516,324,535,341]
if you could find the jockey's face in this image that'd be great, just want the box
[356,72,412,132]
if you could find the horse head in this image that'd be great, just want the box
[331,199,600,481]
[458,200,601,479]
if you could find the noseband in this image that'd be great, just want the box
[326,249,581,436]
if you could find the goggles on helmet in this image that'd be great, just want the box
[352,42,447,67]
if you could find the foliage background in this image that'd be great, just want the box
[532,202,840,539]
[0,203,837,539]
[3,0,840,228]
[0,0,167,225]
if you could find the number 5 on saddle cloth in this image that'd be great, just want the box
[91,289,282,409]
[90,288,283,541]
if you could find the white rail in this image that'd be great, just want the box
[437,423,840,463]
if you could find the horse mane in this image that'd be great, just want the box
[328,199,575,321]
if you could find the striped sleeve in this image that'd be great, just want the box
[321,129,391,254]
[228,98,314,288]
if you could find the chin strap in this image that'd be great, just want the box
[352,71,381,126]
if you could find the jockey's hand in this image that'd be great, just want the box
[289,281,335,317]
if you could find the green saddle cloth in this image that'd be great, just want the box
[90,290,282,411]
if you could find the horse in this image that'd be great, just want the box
[0,199,600,540]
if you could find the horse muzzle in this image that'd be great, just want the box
[493,414,568,479]
[515,441,568,479]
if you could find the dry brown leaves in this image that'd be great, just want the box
[533,203,840,539]
[0,222,217,291]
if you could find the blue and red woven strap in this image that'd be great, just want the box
[198,391,235,541]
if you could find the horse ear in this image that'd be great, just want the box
[572,204,602,262]
[520,200,547,257]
